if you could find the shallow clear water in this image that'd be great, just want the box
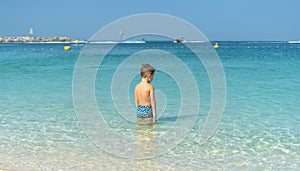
[0,42,299,170]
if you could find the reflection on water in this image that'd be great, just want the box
[134,124,158,168]
[135,124,157,158]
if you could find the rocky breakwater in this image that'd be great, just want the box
[0,36,74,42]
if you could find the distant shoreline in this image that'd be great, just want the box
[0,36,74,43]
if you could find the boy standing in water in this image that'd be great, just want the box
[134,64,157,125]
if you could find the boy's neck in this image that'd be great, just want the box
[141,78,149,83]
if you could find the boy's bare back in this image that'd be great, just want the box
[134,82,154,106]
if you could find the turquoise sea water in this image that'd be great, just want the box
[0,42,299,170]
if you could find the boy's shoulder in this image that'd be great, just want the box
[135,82,154,89]
[147,83,154,90]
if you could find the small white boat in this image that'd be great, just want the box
[288,40,300,44]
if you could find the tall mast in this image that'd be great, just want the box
[120,30,124,41]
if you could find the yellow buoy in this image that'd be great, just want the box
[75,39,79,44]
[214,42,219,49]
[64,45,71,51]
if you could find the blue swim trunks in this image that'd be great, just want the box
[136,105,153,118]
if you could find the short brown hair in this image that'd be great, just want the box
[140,64,155,78]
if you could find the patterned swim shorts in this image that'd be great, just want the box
[136,105,153,118]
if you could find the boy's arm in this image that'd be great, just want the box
[150,85,157,123]
[134,87,138,108]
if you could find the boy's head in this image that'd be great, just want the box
[140,64,155,82]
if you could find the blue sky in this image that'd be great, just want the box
[0,0,299,41]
